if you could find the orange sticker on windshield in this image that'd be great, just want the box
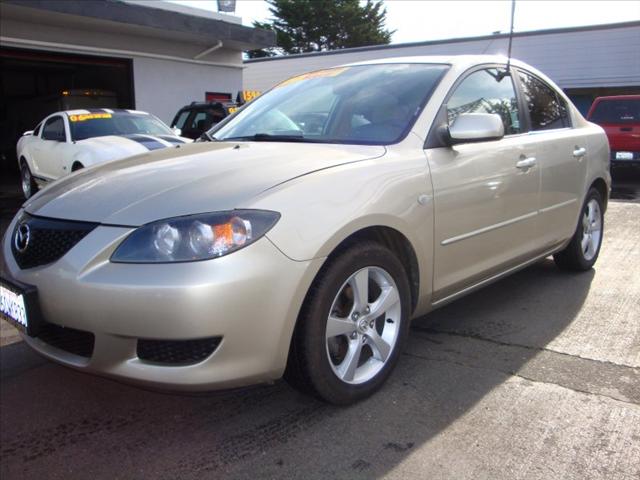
[69,113,112,122]
[276,67,350,88]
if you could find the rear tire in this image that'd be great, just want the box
[20,161,38,199]
[71,162,84,172]
[553,187,604,271]
[285,241,411,405]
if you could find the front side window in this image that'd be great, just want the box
[41,116,66,141]
[518,71,570,131]
[191,110,224,131]
[210,63,449,145]
[447,68,521,135]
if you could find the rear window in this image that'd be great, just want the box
[589,99,640,124]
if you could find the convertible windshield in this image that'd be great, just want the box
[69,112,174,141]
[211,63,449,145]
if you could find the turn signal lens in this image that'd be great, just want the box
[111,210,279,263]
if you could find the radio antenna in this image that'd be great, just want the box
[505,0,516,72]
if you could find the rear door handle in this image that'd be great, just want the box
[573,147,587,158]
[516,157,537,169]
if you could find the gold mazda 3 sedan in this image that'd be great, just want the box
[0,56,610,404]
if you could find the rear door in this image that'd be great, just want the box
[515,69,587,249]
[426,66,542,301]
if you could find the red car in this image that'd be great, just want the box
[587,95,640,168]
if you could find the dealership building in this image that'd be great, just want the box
[244,21,640,115]
[0,0,274,175]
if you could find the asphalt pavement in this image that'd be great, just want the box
[0,171,639,479]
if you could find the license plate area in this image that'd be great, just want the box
[615,151,634,160]
[0,277,43,336]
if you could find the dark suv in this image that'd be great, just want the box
[587,95,640,168]
[171,102,230,140]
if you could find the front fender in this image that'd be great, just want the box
[243,148,435,313]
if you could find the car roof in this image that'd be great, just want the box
[341,54,525,69]
[55,109,151,117]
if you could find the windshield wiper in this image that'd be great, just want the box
[222,132,312,142]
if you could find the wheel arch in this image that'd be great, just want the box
[322,226,420,314]
[71,161,85,172]
[589,177,609,212]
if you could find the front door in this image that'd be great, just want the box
[426,67,542,301]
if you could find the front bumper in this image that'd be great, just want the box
[1,212,322,391]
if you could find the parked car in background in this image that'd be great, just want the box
[171,102,229,139]
[587,95,640,168]
[1,56,610,405]
[17,109,191,198]
[2,90,119,173]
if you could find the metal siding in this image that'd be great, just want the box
[244,25,640,91]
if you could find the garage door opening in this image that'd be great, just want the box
[0,47,134,180]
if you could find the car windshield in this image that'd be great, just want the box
[210,63,449,145]
[590,99,640,124]
[69,112,174,141]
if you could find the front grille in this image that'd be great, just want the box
[36,322,95,358]
[11,214,98,269]
[137,337,221,365]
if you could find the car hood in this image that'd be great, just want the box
[24,141,386,226]
[75,134,191,159]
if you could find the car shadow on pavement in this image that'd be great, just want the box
[0,258,594,480]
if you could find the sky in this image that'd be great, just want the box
[171,0,640,44]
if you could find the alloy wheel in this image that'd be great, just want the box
[325,266,401,385]
[581,199,602,261]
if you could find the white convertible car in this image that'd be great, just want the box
[17,109,191,198]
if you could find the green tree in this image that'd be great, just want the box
[247,0,393,58]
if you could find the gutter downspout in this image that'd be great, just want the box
[193,41,223,60]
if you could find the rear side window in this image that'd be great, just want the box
[447,68,521,135]
[518,71,570,131]
[589,99,640,124]
[41,116,66,141]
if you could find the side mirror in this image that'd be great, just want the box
[172,127,182,136]
[448,113,504,144]
[23,130,34,137]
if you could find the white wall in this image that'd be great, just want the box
[243,24,640,92]
[133,57,242,123]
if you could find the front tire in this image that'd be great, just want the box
[285,241,411,405]
[553,187,604,271]
[20,162,38,199]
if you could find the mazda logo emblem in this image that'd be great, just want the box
[14,222,31,253]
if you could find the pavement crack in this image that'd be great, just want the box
[410,325,639,371]
[402,349,640,407]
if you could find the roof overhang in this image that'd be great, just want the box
[1,0,276,51]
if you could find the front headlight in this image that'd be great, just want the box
[111,210,280,263]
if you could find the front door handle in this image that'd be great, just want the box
[573,147,587,158]
[516,157,537,170]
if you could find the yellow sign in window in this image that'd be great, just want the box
[69,113,112,122]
